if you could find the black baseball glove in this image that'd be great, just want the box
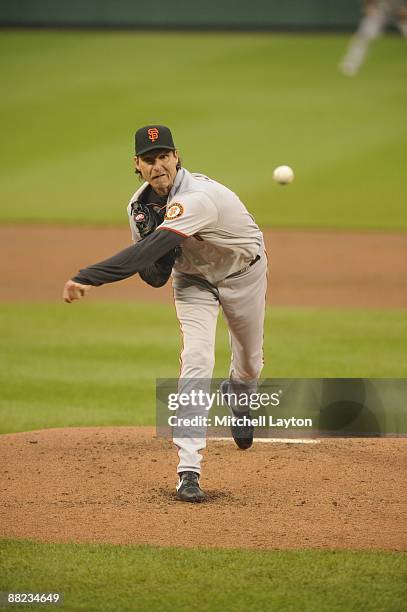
[131,200,163,239]
[131,201,181,288]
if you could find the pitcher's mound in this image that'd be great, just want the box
[1,427,406,551]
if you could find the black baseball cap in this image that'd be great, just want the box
[135,125,176,156]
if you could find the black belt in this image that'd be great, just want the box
[249,254,261,267]
[225,254,261,279]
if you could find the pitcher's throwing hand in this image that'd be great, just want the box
[63,280,91,303]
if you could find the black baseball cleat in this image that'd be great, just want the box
[176,471,205,503]
[220,379,254,450]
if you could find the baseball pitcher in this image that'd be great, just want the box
[63,125,268,502]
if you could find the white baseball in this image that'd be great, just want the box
[273,165,294,185]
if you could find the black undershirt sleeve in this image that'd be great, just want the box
[72,228,185,286]
[138,250,178,288]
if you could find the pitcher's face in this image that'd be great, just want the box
[135,149,179,196]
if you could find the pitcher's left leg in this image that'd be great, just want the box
[172,276,220,482]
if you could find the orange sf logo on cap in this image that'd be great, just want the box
[148,128,159,142]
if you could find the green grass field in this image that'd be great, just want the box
[0,31,406,229]
[0,303,405,434]
[1,29,406,612]
[1,540,406,612]
[1,301,405,611]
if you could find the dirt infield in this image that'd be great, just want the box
[1,226,406,551]
[1,225,407,308]
[1,427,406,551]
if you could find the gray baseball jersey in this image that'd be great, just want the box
[128,168,264,285]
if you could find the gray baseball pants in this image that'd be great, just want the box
[172,253,268,474]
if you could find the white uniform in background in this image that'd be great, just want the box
[340,0,407,76]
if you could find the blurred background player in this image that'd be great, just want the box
[340,0,407,75]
